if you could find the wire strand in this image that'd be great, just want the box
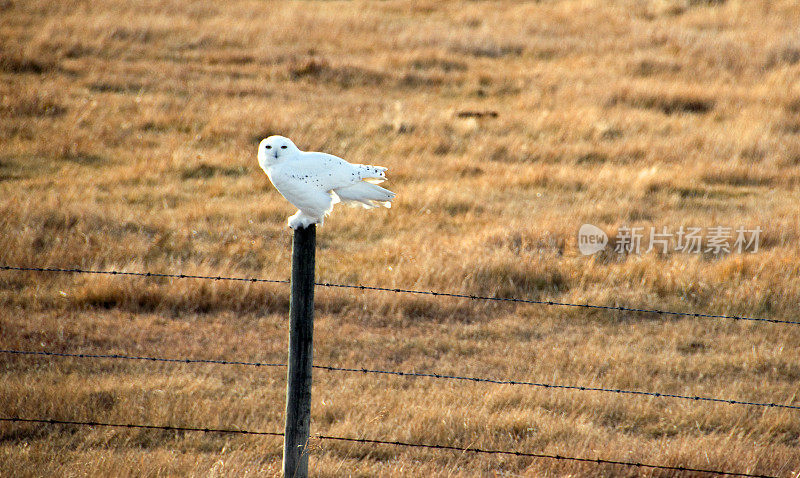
[0,416,776,478]
[2,264,797,326]
[0,349,285,368]
[0,265,287,284]
[312,363,800,411]
[3,349,797,411]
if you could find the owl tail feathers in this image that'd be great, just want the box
[354,164,387,182]
[334,181,396,209]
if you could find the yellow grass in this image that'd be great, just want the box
[2,0,799,476]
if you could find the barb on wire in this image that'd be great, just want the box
[2,264,797,326]
[0,416,776,477]
[3,349,798,411]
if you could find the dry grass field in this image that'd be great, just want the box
[2,0,800,476]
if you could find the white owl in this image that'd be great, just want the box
[257,135,396,229]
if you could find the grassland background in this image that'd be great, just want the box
[1,0,799,476]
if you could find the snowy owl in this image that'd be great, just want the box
[257,135,396,229]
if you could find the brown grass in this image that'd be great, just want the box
[1,0,799,476]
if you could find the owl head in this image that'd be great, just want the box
[258,135,301,168]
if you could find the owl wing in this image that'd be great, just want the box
[303,152,386,186]
[267,152,390,219]
[267,157,337,219]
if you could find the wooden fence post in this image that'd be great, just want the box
[282,224,316,478]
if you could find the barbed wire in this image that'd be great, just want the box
[2,264,798,326]
[314,281,800,326]
[0,416,283,437]
[2,266,793,477]
[0,265,287,284]
[0,416,776,477]
[0,349,285,368]
[3,349,797,411]
[313,363,800,411]
[316,434,775,478]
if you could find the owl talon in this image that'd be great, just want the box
[288,211,320,229]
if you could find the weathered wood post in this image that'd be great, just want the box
[283,224,316,478]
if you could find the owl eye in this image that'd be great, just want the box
[265,145,272,149]
[281,145,287,149]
